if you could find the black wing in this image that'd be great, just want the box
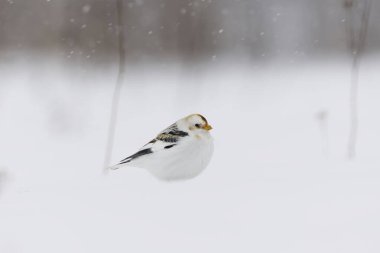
[156,123,188,143]
[113,123,188,167]
[119,148,153,165]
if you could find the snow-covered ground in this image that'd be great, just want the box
[0,55,380,253]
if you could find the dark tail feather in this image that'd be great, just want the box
[108,158,132,170]
[109,148,152,170]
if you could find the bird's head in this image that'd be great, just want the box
[179,114,213,134]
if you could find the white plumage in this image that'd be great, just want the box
[109,114,214,181]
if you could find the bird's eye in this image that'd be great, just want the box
[195,124,201,128]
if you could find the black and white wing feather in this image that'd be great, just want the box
[109,123,189,170]
[156,123,189,142]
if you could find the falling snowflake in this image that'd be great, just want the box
[82,4,91,14]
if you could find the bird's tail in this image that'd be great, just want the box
[108,156,134,171]
[108,163,122,170]
[108,160,133,170]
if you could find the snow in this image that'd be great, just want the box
[82,4,91,14]
[0,55,380,253]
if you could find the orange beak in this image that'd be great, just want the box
[202,124,213,131]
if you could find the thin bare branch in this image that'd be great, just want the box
[103,0,126,172]
[346,0,372,159]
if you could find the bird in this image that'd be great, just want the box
[109,114,214,181]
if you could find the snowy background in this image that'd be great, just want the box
[1,1,380,253]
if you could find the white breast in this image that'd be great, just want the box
[131,134,214,181]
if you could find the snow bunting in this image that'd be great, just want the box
[109,114,214,181]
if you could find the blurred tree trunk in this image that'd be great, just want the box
[344,0,371,159]
[103,0,126,171]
